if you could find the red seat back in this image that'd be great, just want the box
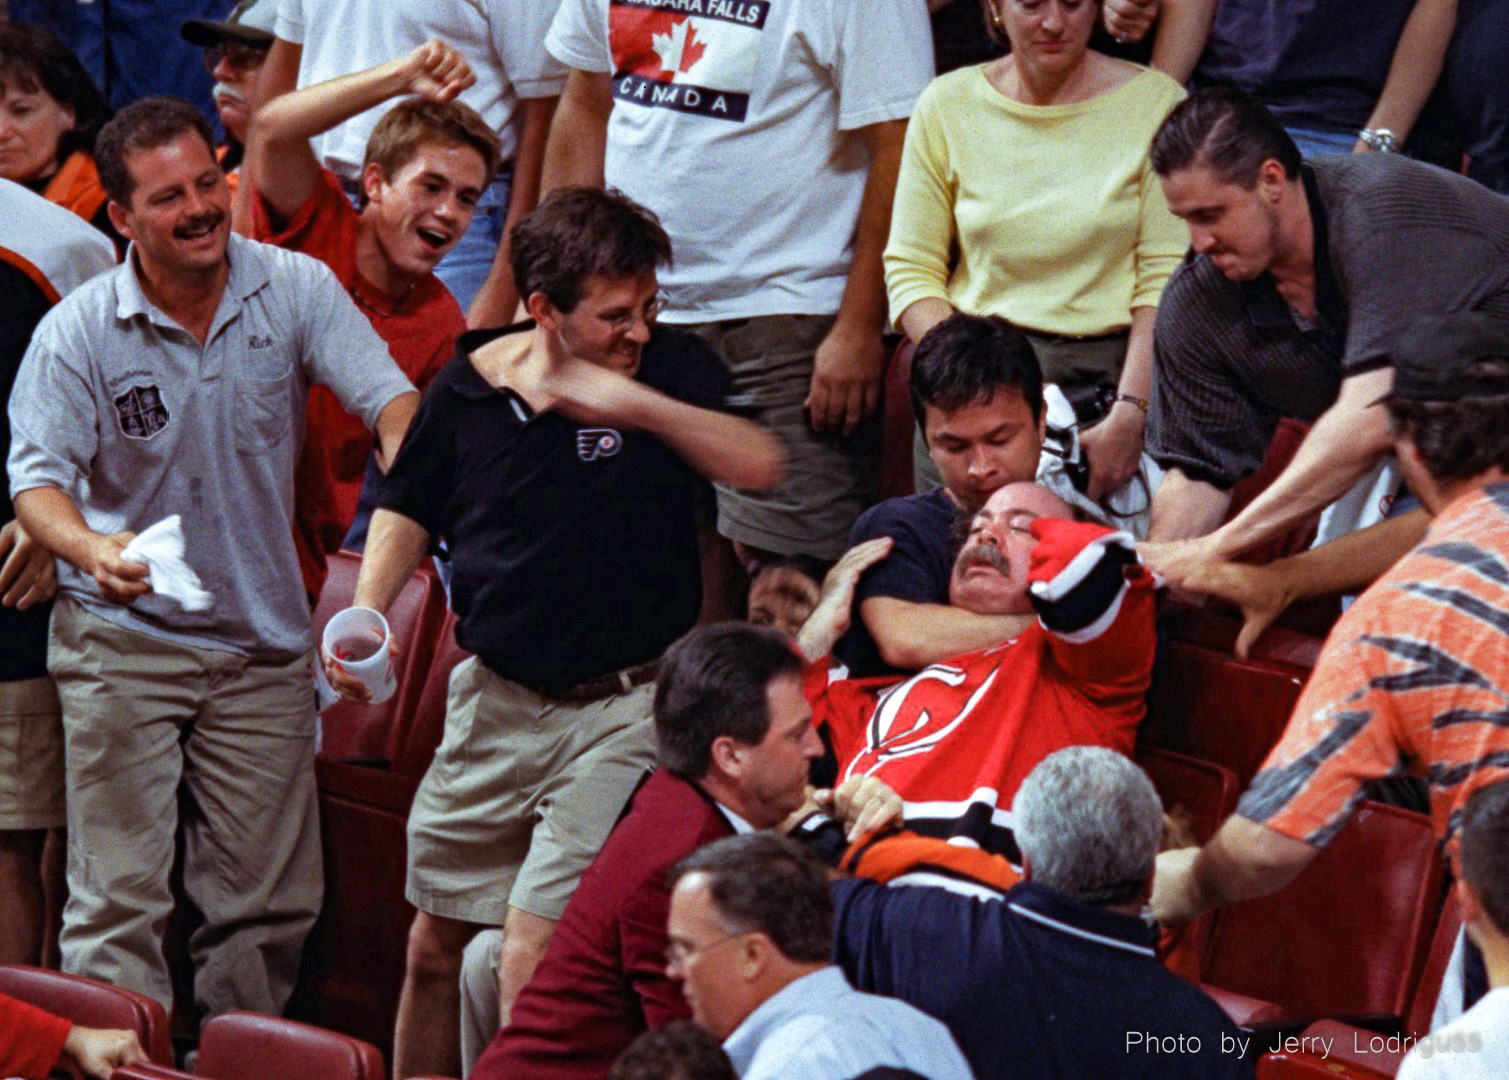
[1144,610,1322,787]
[1203,802,1444,1024]
[1136,747,1240,844]
[1256,1050,1395,1079]
[312,553,448,763]
[1225,418,1322,564]
[391,613,471,782]
[879,339,917,502]
[197,1011,385,1080]
[114,1065,196,1080]
[1137,748,1239,981]
[1200,983,1286,1029]
[0,965,173,1066]
[1405,890,1463,1038]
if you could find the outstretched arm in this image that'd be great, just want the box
[246,40,475,225]
[544,357,785,490]
[1152,815,1317,925]
[540,68,611,194]
[13,487,149,606]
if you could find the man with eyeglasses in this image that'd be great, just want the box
[466,622,901,1080]
[327,186,783,1079]
[179,0,276,200]
[666,834,973,1080]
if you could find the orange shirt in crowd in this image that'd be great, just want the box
[251,167,465,601]
[1237,482,1509,861]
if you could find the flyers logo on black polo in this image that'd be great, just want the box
[608,0,770,122]
[113,385,170,440]
[577,428,623,462]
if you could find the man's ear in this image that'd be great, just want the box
[740,932,772,980]
[1256,157,1289,202]
[106,199,135,243]
[361,161,387,207]
[526,291,560,332]
[709,735,744,780]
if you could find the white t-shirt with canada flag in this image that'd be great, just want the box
[546,0,933,323]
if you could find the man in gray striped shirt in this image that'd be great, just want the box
[1137,88,1509,579]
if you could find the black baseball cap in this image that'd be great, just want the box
[180,0,277,49]
[1378,312,1509,404]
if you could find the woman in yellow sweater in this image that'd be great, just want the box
[887,0,1188,499]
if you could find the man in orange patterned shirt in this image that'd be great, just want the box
[1153,311,1509,1010]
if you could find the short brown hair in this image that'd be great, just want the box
[95,96,217,207]
[1386,360,1509,484]
[510,187,672,313]
[361,98,502,207]
[0,22,112,169]
[608,1022,736,1080]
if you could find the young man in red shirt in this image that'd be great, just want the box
[245,40,500,598]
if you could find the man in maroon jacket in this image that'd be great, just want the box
[466,622,899,1079]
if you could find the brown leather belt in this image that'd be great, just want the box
[524,659,659,704]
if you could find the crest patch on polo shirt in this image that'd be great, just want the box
[113,385,170,440]
[577,428,623,462]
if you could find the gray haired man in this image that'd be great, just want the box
[832,747,1253,1080]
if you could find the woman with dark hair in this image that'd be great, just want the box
[885,0,1188,500]
[0,23,120,253]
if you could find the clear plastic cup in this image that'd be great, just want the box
[322,606,397,704]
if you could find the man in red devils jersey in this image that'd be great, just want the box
[803,481,1157,863]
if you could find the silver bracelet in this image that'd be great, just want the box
[1359,127,1398,153]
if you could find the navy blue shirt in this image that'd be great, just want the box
[1194,0,1417,133]
[833,488,960,678]
[378,323,728,689]
[833,879,1253,1080]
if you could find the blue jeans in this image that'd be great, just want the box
[433,166,514,314]
[1286,125,1359,161]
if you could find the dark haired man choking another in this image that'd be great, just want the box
[328,187,782,1077]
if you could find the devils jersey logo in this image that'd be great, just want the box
[845,661,1006,779]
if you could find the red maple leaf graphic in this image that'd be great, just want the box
[650,18,709,79]
[678,21,707,73]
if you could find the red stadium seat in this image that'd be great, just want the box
[1256,1049,1395,1079]
[879,338,917,501]
[113,1065,196,1080]
[1136,748,1240,982]
[0,965,173,1067]
[1201,801,1444,1026]
[197,1012,384,1080]
[1143,608,1323,787]
[293,614,470,1051]
[312,551,449,763]
[1201,984,1286,1029]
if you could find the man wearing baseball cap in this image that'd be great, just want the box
[179,0,276,197]
[1154,311,1509,1027]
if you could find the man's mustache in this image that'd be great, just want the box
[958,544,1010,575]
[213,81,245,103]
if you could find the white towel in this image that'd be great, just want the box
[120,515,213,612]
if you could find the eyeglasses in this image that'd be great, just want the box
[664,929,755,970]
[202,42,270,75]
[601,291,669,334]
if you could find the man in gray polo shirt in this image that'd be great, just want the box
[1138,88,1509,578]
[6,97,417,1020]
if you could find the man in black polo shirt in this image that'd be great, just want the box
[329,187,783,1078]
[1139,88,1509,579]
[832,746,1251,1080]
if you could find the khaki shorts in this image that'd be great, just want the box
[0,676,65,831]
[684,314,881,561]
[406,658,656,925]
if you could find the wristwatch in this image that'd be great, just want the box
[1359,127,1399,153]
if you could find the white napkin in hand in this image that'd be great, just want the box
[120,515,213,612]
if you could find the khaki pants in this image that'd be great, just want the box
[49,598,322,1018]
[684,314,881,561]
